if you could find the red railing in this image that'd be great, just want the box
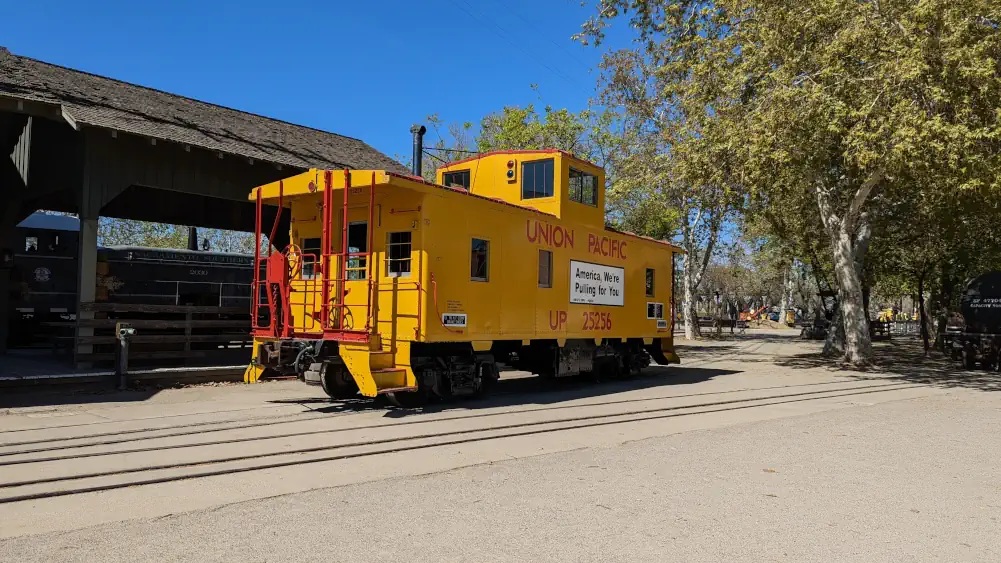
[251,170,378,343]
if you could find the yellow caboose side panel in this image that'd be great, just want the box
[419,177,679,346]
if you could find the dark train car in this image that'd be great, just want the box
[100,246,254,307]
[8,213,80,349]
[946,271,1001,370]
[6,212,255,350]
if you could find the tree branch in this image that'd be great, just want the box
[844,166,884,233]
[691,211,722,289]
[691,206,704,232]
[812,184,839,236]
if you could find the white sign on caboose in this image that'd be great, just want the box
[569,260,624,306]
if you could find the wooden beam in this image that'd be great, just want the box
[72,333,254,345]
[60,106,79,131]
[46,319,250,329]
[78,302,247,314]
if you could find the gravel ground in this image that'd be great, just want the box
[2,390,998,562]
[1,332,998,562]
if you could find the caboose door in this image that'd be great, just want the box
[373,200,423,344]
[339,215,370,332]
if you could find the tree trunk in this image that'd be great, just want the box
[779,264,790,325]
[829,229,873,365]
[862,283,871,323]
[679,207,718,341]
[682,259,700,340]
[933,266,954,351]
[814,169,881,366]
[824,303,846,356]
[918,272,930,355]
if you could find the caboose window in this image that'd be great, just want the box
[568,168,598,206]
[538,249,552,288]
[301,237,321,279]
[646,268,655,297]
[346,222,368,280]
[522,159,554,199]
[386,231,412,277]
[443,170,470,190]
[470,238,489,281]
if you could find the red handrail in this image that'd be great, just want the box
[339,169,350,330]
[252,187,262,329]
[321,170,332,330]
[267,180,284,257]
[365,171,376,332]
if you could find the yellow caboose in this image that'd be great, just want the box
[245,128,681,405]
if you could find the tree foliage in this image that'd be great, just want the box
[98,218,258,253]
[579,0,1001,364]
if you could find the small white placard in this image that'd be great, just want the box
[442,313,467,327]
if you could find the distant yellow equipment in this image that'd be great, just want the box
[244,136,681,405]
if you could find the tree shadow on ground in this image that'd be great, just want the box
[674,344,740,355]
[683,333,800,346]
[0,384,162,410]
[267,365,741,418]
[776,338,1001,392]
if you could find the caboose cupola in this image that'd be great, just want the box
[436,150,606,227]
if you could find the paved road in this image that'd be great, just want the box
[1,331,998,562]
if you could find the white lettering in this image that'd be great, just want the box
[442,313,467,327]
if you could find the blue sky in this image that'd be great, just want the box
[2,0,632,162]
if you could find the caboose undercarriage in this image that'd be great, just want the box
[251,337,669,406]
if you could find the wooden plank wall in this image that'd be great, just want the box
[46,302,253,366]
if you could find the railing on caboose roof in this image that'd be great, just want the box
[250,170,378,343]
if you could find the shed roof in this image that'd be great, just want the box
[0,47,407,173]
[17,211,80,232]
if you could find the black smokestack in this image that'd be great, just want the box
[410,124,427,176]
[187,226,198,251]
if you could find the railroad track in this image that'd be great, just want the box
[0,338,774,449]
[0,379,924,504]
[0,377,892,463]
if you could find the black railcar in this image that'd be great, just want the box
[7,213,255,349]
[945,271,1001,371]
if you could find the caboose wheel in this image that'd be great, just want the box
[320,363,359,400]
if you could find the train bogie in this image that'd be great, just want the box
[245,148,681,401]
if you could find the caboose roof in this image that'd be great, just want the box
[252,168,683,253]
[439,149,604,171]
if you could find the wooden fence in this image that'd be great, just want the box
[46,302,253,368]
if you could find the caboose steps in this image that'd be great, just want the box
[369,350,396,370]
[338,341,418,398]
[371,368,412,390]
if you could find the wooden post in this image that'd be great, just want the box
[184,311,193,364]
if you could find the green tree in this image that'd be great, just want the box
[579,0,1001,365]
[583,23,747,339]
[98,218,187,248]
